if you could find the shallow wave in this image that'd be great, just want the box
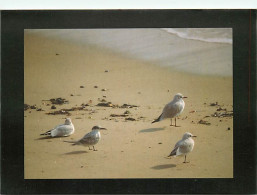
[162,28,232,44]
[26,29,232,76]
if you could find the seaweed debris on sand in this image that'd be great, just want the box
[43,97,69,105]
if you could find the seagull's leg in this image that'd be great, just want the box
[93,146,97,151]
[170,118,173,126]
[88,146,92,150]
[183,155,189,163]
[183,155,186,163]
[175,117,177,127]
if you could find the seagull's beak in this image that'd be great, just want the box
[100,127,107,130]
[192,135,197,137]
[183,96,188,98]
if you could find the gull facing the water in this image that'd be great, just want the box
[40,118,75,137]
[64,125,107,151]
[152,93,187,127]
[168,132,196,163]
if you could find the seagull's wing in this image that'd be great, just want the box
[152,112,163,123]
[176,142,188,155]
[77,131,97,145]
[168,146,179,157]
[40,122,64,136]
[177,139,194,154]
[168,139,183,157]
[161,102,180,119]
[51,124,73,137]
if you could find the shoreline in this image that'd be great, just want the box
[25,29,233,77]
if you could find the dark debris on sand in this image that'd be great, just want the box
[120,104,138,108]
[43,97,69,105]
[216,107,227,111]
[110,114,128,117]
[96,102,139,109]
[209,102,219,106]
[46,106,87,116]
[110,110,132,117]
[124,110,131,114]
[24,104,33,111]
[96,102,113,107]
[198,119,211,125]
[211,111,233,118]
[36,108,44,111]
[125,117,136,121]
[46,110,72,116]
[24,104,44,111]
[206,101,233,118]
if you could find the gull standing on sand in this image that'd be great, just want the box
[40,118,75,137]
[168,132,196,163]
[64,125,107,151]
[152,93,187,127]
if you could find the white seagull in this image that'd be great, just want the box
[40,118,75,137]
[152,93,187,127]
[168,132,196,163]
[64,125,107,151]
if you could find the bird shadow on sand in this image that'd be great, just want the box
[139,127,165,133]
[35,136,63,141]
[63,150,88,155]
[151,164,176,170]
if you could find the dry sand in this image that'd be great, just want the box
[24,33,233,179]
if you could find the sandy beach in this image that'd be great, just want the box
[24,30,233,179]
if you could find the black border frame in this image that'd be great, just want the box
[1,10,256,194]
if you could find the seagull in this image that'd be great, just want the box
[64,125,107,151]
[40,118,75,137]
[152,93,187,127]
[167,132,196,163]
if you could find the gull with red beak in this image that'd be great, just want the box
[168,132,197,163]
[152,93,187,127]
[64,125,107,151]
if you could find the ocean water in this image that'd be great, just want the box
[26,28,232,76]
[162,28,232,44]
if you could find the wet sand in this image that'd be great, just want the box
[24,33,233,179]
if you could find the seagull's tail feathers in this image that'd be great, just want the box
[167,146,179,157]
[152,113,163,124]
[40,130,52,136]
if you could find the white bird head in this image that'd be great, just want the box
[173,93,187,101]
[64,118,72,125]
[92,125,107,131]
[182,132,197,140]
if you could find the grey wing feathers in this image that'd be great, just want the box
[152,113,163,123]
[174,140,182,148]
[162,103,180,119]
[64,132,94,146]
[80,136,95,145]
[177,142,190,154]
[78,132,96,145]
[168,146,179,157]
[57,125,73,132]
[54,125,74,137]
[168,140,182,157]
